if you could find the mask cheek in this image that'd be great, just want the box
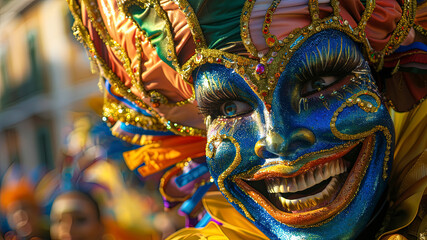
[207,139,237,180]
[333,95,389,135]
[207,115,262,177]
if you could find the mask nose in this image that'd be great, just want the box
[255,128,316,158]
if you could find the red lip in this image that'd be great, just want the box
[248,141,360,180]
[234,135,374,227]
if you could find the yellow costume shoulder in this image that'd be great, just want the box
[166,192,268,240]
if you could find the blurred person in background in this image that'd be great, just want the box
[0,166,50,240]
[36,116,161,240]
[49,190,104,240]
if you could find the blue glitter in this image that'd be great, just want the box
[193,30,394,239]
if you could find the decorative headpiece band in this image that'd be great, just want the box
[67,0,425,140]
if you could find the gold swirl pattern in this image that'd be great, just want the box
[330,90,393,179]
[207,134,254,221]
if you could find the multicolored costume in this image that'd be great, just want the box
[67,0,427,239]
[36,118,161,239]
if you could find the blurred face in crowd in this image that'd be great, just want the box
[6,200,44,239]
[50,191,104,240]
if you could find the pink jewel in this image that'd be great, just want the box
[256,64,265,74]
[196,53,203,62]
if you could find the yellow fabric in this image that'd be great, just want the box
[391,102,427,193]
[123,136,206,176]
[82,161,161,237]
[381,234,408,240]
[166,192,268,240]
[378,101,427,239]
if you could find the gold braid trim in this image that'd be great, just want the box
[67,0,206,136]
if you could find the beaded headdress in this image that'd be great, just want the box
[65,0,427,189]
[68,0,426,141]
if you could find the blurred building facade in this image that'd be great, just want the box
[0,0,100,175]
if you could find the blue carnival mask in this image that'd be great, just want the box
[194,30,395,239]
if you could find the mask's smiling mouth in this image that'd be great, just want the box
[234,135,375,227]
[265,156,351,213]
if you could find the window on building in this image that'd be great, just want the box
[36,124,54,170]
[4,128,20,165]
[27,29,42,91]
[0,48,9,109]
[0,29,44,108]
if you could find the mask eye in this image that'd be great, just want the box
[301,76,340,97]
[220,101,252,118]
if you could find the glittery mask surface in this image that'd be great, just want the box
[195,31,395,239]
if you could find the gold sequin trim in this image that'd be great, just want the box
[330,90,393,179]
[103,97,167,131]
[68,0,205,136]
[207,134,254,221]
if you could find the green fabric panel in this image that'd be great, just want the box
[187,0,245,50]
[129,5,174,69]
[186,0,206,14]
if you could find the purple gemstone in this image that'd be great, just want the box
[256,64,265,74]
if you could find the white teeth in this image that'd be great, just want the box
[265,158,348,194]
[335,160,340,173]
[323,163,330,179]
[298,174,307,189]
[307,170,316,187]
[273,177,341,212]
[329,162,336,177]
[279,180,285,192]
[291,178,298,192]
[274,178,281,192]
[314,166,324,183]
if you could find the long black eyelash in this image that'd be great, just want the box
[297,38,362,82]
[196,73,240,117]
